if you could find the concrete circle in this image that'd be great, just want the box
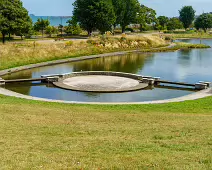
[53,75,148,92]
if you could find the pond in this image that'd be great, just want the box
[2,39,212,103]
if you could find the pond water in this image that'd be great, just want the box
[2,39,212,103]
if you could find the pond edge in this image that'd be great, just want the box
[0,46,211,105]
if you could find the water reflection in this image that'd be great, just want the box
[73,53,153,73]
[177,49,192,66]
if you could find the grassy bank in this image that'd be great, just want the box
[0,35,210,71]
[166,33,212,39]
[0,95,212,169]
[0,35,166,71]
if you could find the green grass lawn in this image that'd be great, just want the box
[0,95,211,169]
[168,33,212,39]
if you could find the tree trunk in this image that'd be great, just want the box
[113,24,116,35]
[9,33,11,40]
[122,26,126,33]
[140,24,143,32]
[87,30,92,36]
[42,29,44,38]
[2,33,5,44]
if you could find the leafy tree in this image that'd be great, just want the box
[119,0,140,33]
[136,4,157,32]
[158,16,169,29]
[15,18,33,39]
[179,6,196,30]
[73,0,116,35]
[111,0,125,29]
[167,17,183,30]
[194,13,212,32]
[0,0,33,43]
[45,26,58,37]
[58,24,63,35]
[65,17,82,35]
[34,18,50,38]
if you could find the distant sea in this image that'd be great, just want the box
[30,14,72,26]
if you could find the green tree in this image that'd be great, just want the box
[111,0,125,29]
[0,0,33,43]
[58,24,63,35]
[34,18,50,38]
[179,6,196,30]
[65,17,82,35]
[194,13,212,32]
[73,0,116,35]
[136,4,157,32]
[45,26,58,37]
[158,16,169,29]
[119,0,140,33]
[167,17,183,30]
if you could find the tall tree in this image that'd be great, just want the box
[158,16,169,29]
[58,24,63,35]
[136,5,157,32]
[194,13,212,32]
[112,0,125,29]
[34,18,50,38]
[65,17,82,35]
[0,0,33,43]
[45,26,58,37]
[179,6,196,30]
[167,17,183,30]
[119,0,140,33]
[73,0,115,35]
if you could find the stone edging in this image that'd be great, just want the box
[0,87,211,105]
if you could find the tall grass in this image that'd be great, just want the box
[0,36,166,70]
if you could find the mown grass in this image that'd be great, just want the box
[174,42,211,49]
[0,95,212,169]
[167,33,212,39]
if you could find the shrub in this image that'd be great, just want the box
[87,39,99,45]
[163,30,173,34]
[64,25,82,35]
[125,28,134,32]
[65,41,74,46]
[165,36,172,41]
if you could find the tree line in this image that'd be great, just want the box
[73,0,212,34]
[1,0,212,43]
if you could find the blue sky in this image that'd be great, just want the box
[22,0,212,17]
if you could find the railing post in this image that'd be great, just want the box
[0,78,5,86]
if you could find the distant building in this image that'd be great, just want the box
[30,14,72,26]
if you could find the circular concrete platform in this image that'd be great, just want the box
[53,75,148,93]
